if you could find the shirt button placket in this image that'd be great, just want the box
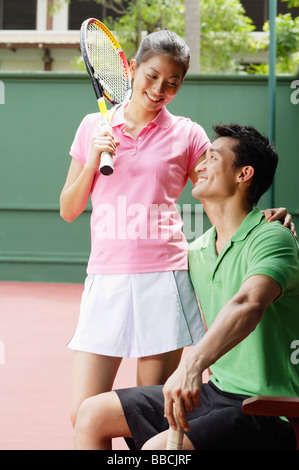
[135,135,142,154]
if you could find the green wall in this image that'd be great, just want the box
[0,72,298,283]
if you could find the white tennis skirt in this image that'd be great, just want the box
[67,271,205,358]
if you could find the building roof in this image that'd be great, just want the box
[0,31,80,49]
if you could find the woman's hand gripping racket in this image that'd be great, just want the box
[80,18,131,175]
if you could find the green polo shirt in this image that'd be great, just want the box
[189,208,299,397]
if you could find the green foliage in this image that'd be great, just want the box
[48,0,70,15]
[199,0,257,73]
[247,13,299,74]
[56,0,299,75]
[282,0,299,7]
[105,0,257,73]
[105,0,185,62]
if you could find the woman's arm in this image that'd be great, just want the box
[60,159,97,222]
[189,152,206,187]
[264,208,297,238]
[60,129,118,222]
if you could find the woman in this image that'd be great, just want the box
[60,29,290,429]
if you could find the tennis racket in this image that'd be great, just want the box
[80,18,131,175]
[166,404,184,450]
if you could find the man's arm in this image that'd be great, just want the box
[162,274,281,432]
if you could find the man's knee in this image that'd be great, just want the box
[141,429,170,450]
[75,397,96,430]
[70,397,94,430]
[72,394,115,449]
[74,396,105,437]
[142,431,195,451]
[74,391,128,440]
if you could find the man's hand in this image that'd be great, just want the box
[162,354,204,432]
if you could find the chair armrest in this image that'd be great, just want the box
[242,396,299,418]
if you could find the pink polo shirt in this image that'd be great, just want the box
[70,104,210,274]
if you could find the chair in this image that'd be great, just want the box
[242,396,299,450]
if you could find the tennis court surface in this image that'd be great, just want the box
[0,281,137,450]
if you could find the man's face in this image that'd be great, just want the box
[192,137,240,202]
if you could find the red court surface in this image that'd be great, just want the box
[0,281,138,450]
[0,281,200,451]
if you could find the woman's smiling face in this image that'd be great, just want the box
[130,54,184,113]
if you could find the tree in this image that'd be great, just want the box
[52,0,184,60]
[282,0,299,7]
[93,0,257,73]
[199,0,257,74]
[185,0,200,73]
[104,0,257,73]
[247,13,299,75]
[103,0,185,60]
[57,0,299,75]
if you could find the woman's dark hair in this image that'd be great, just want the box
[213,123,278,206]
[135,30,190,79]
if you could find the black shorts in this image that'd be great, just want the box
[116,381,296,450]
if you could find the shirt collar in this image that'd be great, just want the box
[111,102,173,129]
[231,208,264,242]
[152,106,173,129]
[197,208,264,250]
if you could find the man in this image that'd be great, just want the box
[73,124,299,450]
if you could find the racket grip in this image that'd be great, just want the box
[99,122,114,175]
[100,151,114,176]
[166,404,184,450]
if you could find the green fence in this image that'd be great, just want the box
[0,72,298,283]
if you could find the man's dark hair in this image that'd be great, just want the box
[213,124,278,206]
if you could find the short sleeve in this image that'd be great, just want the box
[69,113,100,166]
[187,122,210,173]
[243,224,299,294]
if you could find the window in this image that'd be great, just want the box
[241,0,299,31]
[68,0,120,30]
[0,0,37,30]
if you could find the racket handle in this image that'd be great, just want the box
[100,151,114,175]
[166,404,184,450]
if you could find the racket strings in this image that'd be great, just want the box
[86,23,129,104]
